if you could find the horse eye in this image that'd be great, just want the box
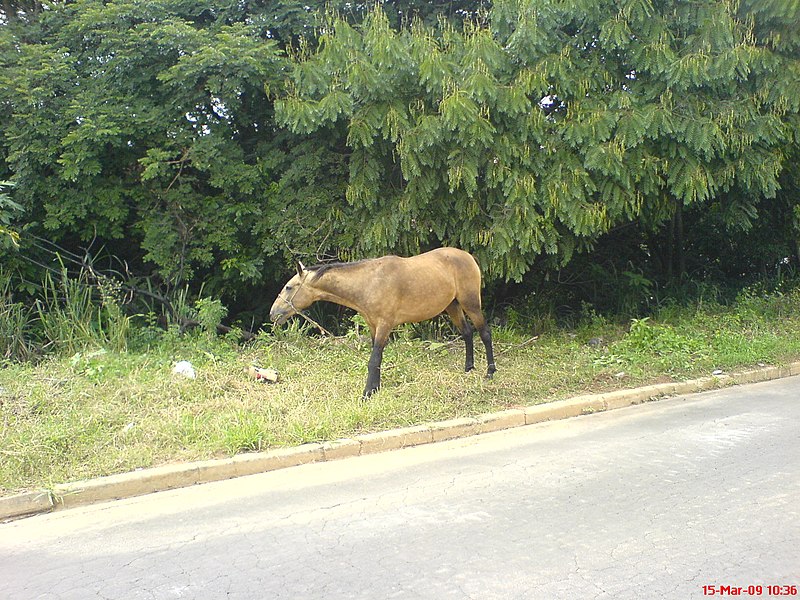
[285,285,293,291]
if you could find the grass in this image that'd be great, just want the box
[2,288,800,495]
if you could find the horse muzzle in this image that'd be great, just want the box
[269,307,293,326]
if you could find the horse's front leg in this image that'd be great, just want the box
[363,328,390,399]
[364,342,383,398]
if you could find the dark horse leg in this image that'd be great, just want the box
[478,322,496,378]
[460,299,496,378]
[363,327,390,398]
[445,301,475,372]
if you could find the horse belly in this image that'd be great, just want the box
[395,300,452,324]
[392,276,455,324]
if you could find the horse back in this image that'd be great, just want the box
[417,247,480,284]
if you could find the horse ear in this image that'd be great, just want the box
[296,261,306,276]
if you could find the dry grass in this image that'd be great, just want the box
[3,291,800,495]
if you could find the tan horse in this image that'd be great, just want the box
[269,247,496,398]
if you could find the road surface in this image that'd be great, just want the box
[2,377,799,599]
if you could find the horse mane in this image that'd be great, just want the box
[306,259,372,278]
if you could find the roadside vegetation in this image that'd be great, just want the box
[2,0,800,497]
[2,271,800,495]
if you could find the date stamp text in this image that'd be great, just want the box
[703,585,798,597]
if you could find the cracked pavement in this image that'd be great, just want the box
[2,376,799,599]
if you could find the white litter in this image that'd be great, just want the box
[173,360,197,379]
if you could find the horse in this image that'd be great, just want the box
[269,247,496,398]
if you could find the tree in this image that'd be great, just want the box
[0,0,46,23]
[276,0,800,282]
[0,0,284,298]
[0,180,22,248]
[2,0,798,325]
[1,0,488,302]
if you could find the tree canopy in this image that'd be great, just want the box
[277,0,800,281]
[1,0,799,321]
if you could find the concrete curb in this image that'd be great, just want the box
[3,362,799,521]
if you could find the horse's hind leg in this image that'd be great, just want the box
[479,323,496,378]
[445,301,474,372]
[459,299,496,378]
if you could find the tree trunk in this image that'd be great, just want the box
[675,200,685,279]
[666,203,675,281]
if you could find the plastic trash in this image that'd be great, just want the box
[173,360,197,379]
[248,366,279,383]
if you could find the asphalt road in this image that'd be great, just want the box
[2,377,799,600]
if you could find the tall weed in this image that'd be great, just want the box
[37,269,100,354]
[0,281,33,361]
[195,297,228,338]
[97,274,130,352]
[36,268,132,355]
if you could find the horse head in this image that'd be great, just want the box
[269,262,319,326]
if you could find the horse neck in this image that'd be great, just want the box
[307,265,371,313]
